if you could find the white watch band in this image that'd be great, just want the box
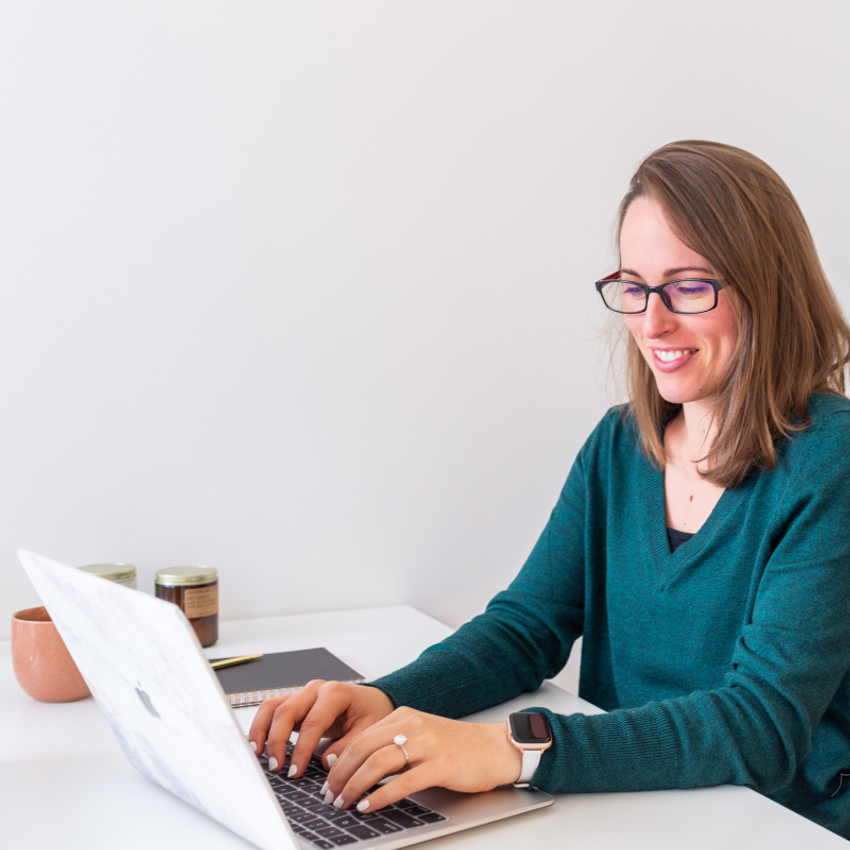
[515,748,542,788]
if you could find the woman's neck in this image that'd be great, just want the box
[669,398,720,469]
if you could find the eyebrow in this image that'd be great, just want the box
[620,266,715,279]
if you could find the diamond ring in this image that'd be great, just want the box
[393,734,410,765]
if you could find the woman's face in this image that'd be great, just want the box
[620,196,738,411]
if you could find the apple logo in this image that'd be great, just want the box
[135,686,161,719]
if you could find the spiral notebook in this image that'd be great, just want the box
[211,647,365,707]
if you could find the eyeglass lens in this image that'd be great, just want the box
[601,280,716,314]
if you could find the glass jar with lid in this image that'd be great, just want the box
[155,566,219,647]
[78,563,138,589]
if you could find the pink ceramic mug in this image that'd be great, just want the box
[11,606,91,703]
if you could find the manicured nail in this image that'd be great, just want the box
[250,740,259,754]
[269,757,278,771]
[356,800,370,813]
[324,790,334,804]
[333,795,345,809]
[326,753,337,767]
[320,781,329,796]
[287,764,297,778]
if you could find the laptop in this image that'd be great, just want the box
[18,550,554,850]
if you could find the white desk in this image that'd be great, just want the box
[1,605,845,849]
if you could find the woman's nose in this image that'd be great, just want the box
[641,292,678,337]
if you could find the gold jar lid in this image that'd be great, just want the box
[155,565,218,587]
[78,563,137,582]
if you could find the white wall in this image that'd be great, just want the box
[1,1,848,651]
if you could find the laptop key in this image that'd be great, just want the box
[382,809,423,828]
[312,842,334,850]
[405,805,430,816]
[351,809,378,820]
[370,818,403,835]
[301,818,327,831]
[344,824,380,840]
[315,826,345,838]
[329,837,358,846]
[418,812,447,824]
[331,815,359,829]
[326,809,355,822]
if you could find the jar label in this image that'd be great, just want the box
[183,584,219,619]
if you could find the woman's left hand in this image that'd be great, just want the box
[320,706,523,812]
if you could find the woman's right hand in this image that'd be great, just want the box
[248,680,395,778]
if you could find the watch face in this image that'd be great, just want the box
[510,712,551,745]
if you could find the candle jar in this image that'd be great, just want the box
[155,566,219,647]
[78,563,138,589]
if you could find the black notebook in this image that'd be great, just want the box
[211,648,365,708]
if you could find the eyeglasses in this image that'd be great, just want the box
[595,274,728,315]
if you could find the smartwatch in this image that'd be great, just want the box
[506,711,553,788]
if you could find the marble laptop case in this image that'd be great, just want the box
[18,550,553,850]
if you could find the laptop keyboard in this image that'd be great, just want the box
[259,742,447,848]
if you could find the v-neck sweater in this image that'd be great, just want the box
[369,393,850,837]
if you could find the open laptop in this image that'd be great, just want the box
[18,550,553,850]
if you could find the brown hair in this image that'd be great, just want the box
[618,140,850,487]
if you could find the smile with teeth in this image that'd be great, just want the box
[653,348,697,363]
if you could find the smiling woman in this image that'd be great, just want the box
[614,141,850,488]
[248,141,850,840]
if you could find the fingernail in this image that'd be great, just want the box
[356,800,370,813]
[287,764,298,778]
[250,740,259,754]
[324,790,334,804]
[326,753,337,767]
[269,757,278,772]
[333,795,345,809]
[320,781,329,796]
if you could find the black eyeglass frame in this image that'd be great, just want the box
[594,276,728,315]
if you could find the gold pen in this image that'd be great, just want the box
[210,653,263,670]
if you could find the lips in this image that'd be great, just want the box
[650,348,698,373]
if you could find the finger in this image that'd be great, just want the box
[265,683,327,772]
[248,693,293,757]
[287,681,359,777]
[330,743,408,810]
[353,765,432,814]
[326,717,415,801]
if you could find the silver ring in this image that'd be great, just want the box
[393,734,409,765]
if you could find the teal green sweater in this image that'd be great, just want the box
[370,393,850,837]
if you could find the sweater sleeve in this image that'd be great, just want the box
[368,436,589,717]
[531,410,850,795]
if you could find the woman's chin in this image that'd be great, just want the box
[654,380,718,410]
[652,376,702,406]
[656,386,689,404]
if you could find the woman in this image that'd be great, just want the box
[250,141,850,837]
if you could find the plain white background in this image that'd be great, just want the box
[1,1,848,694]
